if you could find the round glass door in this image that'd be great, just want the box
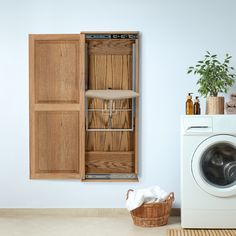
[192,135,236,197]
[201,143,236,187]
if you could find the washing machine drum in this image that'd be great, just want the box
[192,135,236,197]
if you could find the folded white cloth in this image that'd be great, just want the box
[126,186,170,211]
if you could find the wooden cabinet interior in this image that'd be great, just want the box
[29,32,139,181]
[83,32,139,181]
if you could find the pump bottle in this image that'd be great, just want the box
[186,93,193,115]
[194,96,201,115]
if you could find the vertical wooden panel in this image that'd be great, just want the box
[86,51,134,152]
[29,34,82,179]
[106,55,113,89]
[35,41,79,103]
[36,112,79,173]
[79,34,86,180]
[29,35,36,177]
[112,55,123,89]
[134,38,139,174]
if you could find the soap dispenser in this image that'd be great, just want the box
[194,96,201,115]
[186,93,193,115]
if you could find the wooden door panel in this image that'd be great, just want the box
[35,40,79,103]
[36,111,79,173]
[29,34,83,179]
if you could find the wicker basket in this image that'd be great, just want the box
[126,189,174,227]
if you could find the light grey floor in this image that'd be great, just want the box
[0,215,180,236]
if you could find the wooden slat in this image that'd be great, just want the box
[88,40,134,55]
[85,152,134,173]
[29,34,81,40]
[34,104,80,111]
[31,173,80,179]
[134,38,139,174]
[79,34,86,180]
[86,131,134,152]
[29,35,36,177]
[167,229,236,236]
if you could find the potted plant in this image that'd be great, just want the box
[187,52,236,114]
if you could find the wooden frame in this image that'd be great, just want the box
[79,34,86,180]
[29,32,139,181]
[81,32,139,181]
[135,38,139,175]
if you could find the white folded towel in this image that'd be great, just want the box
[126,186,170,211]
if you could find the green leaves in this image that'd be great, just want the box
[187,52,236,97]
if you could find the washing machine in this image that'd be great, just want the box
[181,115,236,228]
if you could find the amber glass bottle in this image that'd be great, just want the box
[194,96,201,115]
[186,93,193,115]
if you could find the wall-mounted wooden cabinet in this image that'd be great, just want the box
[29,32,139,181]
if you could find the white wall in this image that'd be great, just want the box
[0,0,236,208]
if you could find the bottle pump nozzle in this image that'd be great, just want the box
[187,93,193,99]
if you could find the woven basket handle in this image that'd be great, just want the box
[167,192,174,201]
[126,189,134,200]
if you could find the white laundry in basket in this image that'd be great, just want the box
[126,186,169,211]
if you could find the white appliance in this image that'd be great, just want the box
[181,115,236,228]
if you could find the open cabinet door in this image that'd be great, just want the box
[29,34,85,179]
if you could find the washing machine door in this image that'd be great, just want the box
[192,134,236,197]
